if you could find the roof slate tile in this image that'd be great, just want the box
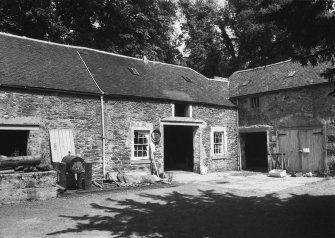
[229,60,329,97]
[0,33,233,107]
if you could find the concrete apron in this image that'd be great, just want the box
[166,170,325,193]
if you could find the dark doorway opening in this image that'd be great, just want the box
[164,125,194,171]
[0,130,29,156]
[241,132,268,171]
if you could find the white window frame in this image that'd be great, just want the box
[213,131,224,155]
[210,127,227,159]
[131,127,152,160]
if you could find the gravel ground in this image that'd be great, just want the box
[0,174,334,238]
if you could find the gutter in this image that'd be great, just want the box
[236,99,241,170]
[77,51,107,179]
[0,84,101,97]
[100,95,106,178]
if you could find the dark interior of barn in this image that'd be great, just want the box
[242,132,268,171]
[0,130,29,157]
[164,125,194,171]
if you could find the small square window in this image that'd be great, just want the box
[174,103,191,117]
[133,130,149,159]
[251,96,259,108]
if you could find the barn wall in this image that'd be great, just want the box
[0,88,103,177]
[104,98,238,174]
[235,84,335,167]
[192,104,238,172]
[0,88,238,177]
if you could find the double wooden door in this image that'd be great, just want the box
[278,127,324,173]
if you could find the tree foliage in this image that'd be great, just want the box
[260,0,335,80]
[0,0,180,63]
[2,0,332,79]
[180,0,294,78]
[0,0,68,41]
[179,0,222,77]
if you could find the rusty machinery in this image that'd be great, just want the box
[55,155,92,190]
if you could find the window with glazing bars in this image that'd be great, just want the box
[134,130,149,159]
[213,132,224,155]
[251,96,259,108]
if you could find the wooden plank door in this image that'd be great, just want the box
[49,129,75,162]
[298,130,310,173]
[303,128,324,172]
[278,127,323,173]
[278,129,300,172]
[311,128,325,171]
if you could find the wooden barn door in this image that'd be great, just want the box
[302,128,324,173]
[278,127,324,173]
[49,129,75,163]
[278,129,300,172]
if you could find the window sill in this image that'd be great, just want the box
[212,156,227,160]
[130,159,151,165]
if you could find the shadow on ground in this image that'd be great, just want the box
[48,190,335,238]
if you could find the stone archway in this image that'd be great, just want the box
[277,113,323,128]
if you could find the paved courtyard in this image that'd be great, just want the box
[0,171,334,238]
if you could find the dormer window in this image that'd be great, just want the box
[251,96,259,108]
[173,103,192,117]
[182,75,192,83]
[128,67,140,76]
[287,71,297,77]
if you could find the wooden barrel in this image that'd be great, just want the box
[61,155,85,173]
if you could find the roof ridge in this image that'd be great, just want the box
[0,32,210,80]
[233,60,292,74]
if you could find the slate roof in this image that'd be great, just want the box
[229,60,329,98]
[0,33,233,107]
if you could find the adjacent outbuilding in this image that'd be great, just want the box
[229,60,335,173]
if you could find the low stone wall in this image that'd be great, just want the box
[0,171,57,203]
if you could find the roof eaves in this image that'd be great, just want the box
[229,81,329,98]
[0,84,102,96]
[104,92,235,107]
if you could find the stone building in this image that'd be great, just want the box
[229,60,335,173]
[0,33,238,179]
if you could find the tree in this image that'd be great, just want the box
[180,0,294,78]
[0,0,68,42]
[91,0,181,63]
[0,0,181,63]
[179,0,222,78]
[260,0,335,80]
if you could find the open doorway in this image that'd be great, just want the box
[240,132,268,171]
[164,125,194,171]
[0,130,29,156]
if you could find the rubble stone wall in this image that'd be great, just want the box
[235,84,335,166]
[104,98,238,174]
[193,104,238,172]
[0,88,238,178]
[0,89,103,177]
[0,171,57,203]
